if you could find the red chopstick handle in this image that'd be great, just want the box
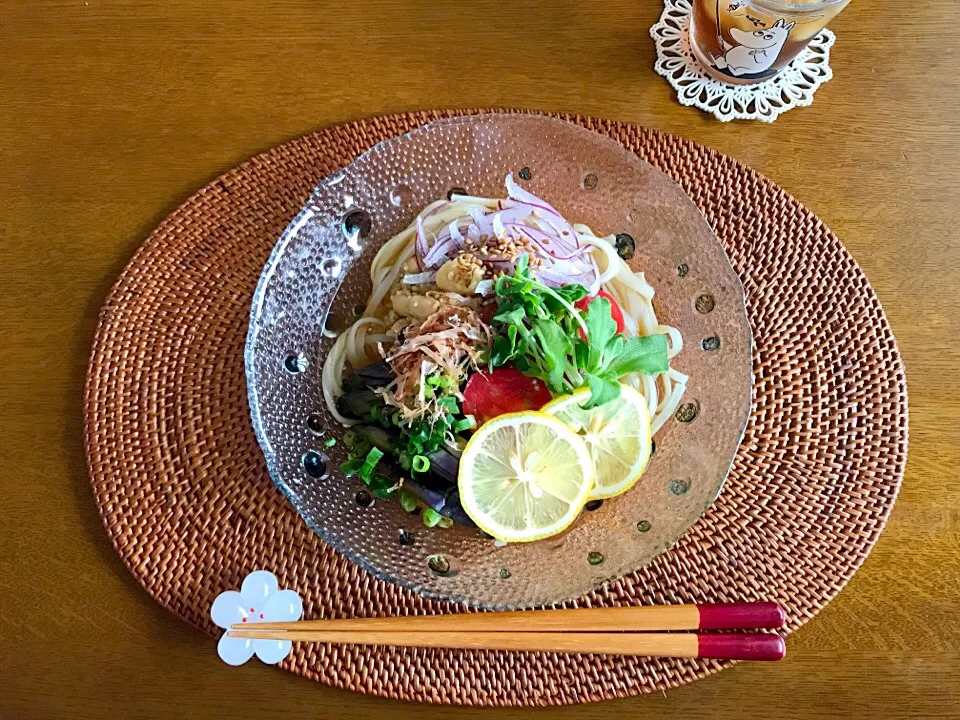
[697,633,786,661]
[696,602,786,630]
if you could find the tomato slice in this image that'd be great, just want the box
[575,289,626,335]
[462,367,553,426]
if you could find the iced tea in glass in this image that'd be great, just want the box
[690,0,850,84]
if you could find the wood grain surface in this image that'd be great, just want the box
[1,1,958,718]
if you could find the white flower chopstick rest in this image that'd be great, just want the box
[211,570,303,665]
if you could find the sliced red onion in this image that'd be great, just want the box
[536,246,599,288]
[409,176,599,289]
[415,217,431,269]
[562,258,601,293]
[423,234,458,267]
[504,180,579,244]
[481,259,515,275]
[426,248,455,270]
[505,178,576,224]
[504,175,583,248]
[467,207,494,237]
[505,173,563,215]
[498,205,534,223]
[513,228,560,260]
[416,203,468,268]
[448,219,464,243]
[422,217,476,268]
[492,213,507,240]
[490,205,533,237]
[511,224,587,261]
[538,266,596,289]
[524,209,580,253]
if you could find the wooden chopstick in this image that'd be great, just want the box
[226,629,786,660]
[235,602,785,634]
[227,603,787,660]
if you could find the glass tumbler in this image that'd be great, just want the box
[690,0,850,84]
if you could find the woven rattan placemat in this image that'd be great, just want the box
[85,110,907,706]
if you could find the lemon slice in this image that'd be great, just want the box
[458,411,595,543]
[542,385,652,500]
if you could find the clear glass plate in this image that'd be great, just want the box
[245,114,752,609]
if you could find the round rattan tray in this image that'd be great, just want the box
[85,110,907,706]
[246,114,754,609]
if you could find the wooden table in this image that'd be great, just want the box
[2,1,957,718]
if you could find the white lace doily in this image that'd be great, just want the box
[650,0,835,123]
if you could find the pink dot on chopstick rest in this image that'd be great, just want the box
[241,618,247,623]
[259,614,264,619]
[697,602,786,630]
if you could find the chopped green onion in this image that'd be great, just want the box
[422,508,443,528]
[411,455,430,474]
[343,429,356,447]
[437,396,458,413]
[399,489,418,513]
[358,446,384,483]
[437,516,453,529]
[453,416,475,433]
[323,437,337,448]
[426,374,455,390]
